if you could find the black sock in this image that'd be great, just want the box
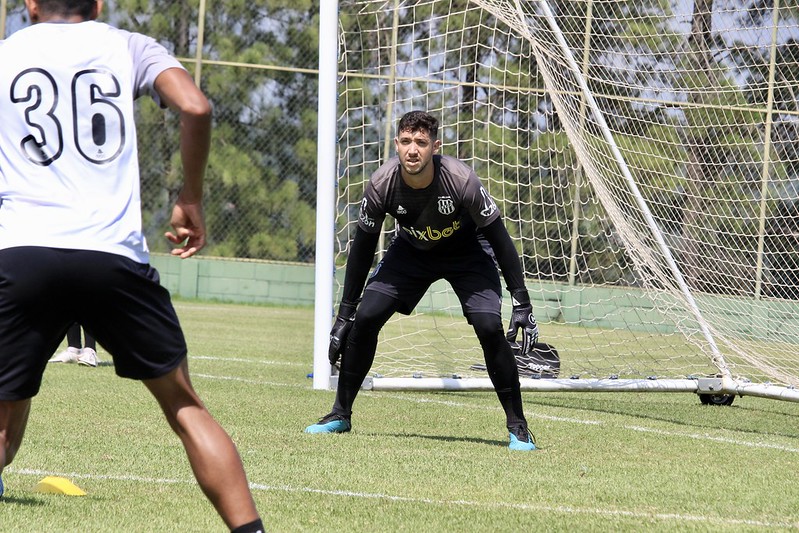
[494,386,527,428]
[231,518,264,533]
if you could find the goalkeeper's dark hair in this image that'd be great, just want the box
[36,0,97,19]
[397,111,439,140]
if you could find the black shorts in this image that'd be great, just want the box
[0,247,187,400]
[365,238,502,317]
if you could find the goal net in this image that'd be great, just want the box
[323,0,799,400]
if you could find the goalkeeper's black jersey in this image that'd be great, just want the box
[357,155,501,252]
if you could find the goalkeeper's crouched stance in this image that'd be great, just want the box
[305,110,540,451]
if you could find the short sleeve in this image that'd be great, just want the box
[357,179,387,233]
[126,32,185,106]
[463,171,501,228]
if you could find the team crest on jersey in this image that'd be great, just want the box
[437,196,455,215]
[479,187,497,217]
[359,197,375,228]
[396,204,407,215]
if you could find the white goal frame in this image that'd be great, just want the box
[313,0,799,404]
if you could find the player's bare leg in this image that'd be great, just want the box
[0,398,32,497]
[143,359,260,530]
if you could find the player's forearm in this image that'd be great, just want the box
[154,68,212,203]
[178,108,211,203]
[341,228,380,304]
[481,218,526,292]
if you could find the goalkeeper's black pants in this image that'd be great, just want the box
[332,290,528,429]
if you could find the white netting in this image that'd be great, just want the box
[335,0,799,388]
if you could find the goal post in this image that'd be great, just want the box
[312,0,339,390]
[315,0,799,403]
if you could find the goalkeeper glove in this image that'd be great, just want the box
[506,289,539,356]
[328,299,358,366]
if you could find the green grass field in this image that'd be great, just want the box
[3,301,799,531]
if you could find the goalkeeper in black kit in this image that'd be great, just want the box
[305,111,539,450]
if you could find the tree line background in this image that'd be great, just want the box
[3,0,320,262]
[336,0,799,301]
[3,0,799,301]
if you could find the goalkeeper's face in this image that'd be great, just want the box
[395,128,441,180]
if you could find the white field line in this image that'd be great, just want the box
[190,355,305,367]
[193,373,306,388]
[174,304,253,312]
[8,467,797,529]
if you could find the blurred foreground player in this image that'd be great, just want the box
[306,111,540,450]
[0,1,262,529]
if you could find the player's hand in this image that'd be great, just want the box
[329,299,358,366]
[506,289,539,355]
[166,196,206,258]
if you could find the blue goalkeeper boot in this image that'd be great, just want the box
[305,412,351,434]
[508,425,537,451]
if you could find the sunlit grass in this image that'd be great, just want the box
[2,301,798,532]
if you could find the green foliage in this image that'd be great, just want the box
[118,0,320,262]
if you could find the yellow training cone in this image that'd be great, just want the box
[34,476,87,496]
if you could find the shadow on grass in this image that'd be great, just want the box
[0,494,46,506]
[528,395,799,441]
[376,431,510,449]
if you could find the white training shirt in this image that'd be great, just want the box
[0,21,184,263]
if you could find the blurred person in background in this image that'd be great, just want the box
[49,323,99,367]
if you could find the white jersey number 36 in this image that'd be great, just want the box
[10,67,126,166]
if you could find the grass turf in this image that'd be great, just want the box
[2,301,798,531]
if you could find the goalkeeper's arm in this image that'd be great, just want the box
[481,219,539,353]
[328,228,380,365]
[480,218,525,293]
[341,227,380,304]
